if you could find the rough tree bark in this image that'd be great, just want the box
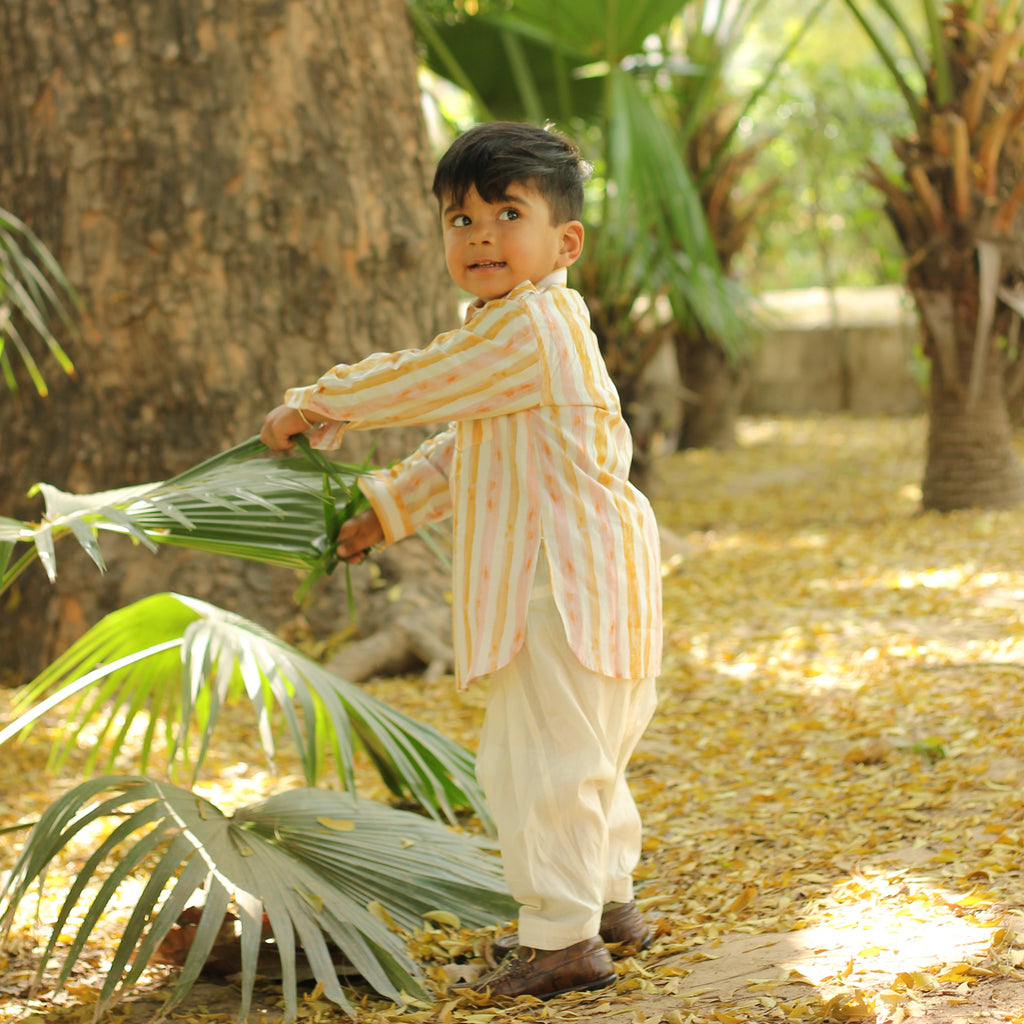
[0,0,455,684]
[917,280,1024,512]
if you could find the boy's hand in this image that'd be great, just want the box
[337,508,385,563]
[261,404,313,450]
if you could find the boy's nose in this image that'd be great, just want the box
[469,223,494,243]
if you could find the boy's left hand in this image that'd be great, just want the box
[261,404,313,450]
[336,508,385,563]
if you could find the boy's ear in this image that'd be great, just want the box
[557,221,585,268]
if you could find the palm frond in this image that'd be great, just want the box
[238,788,513,932]
[0,778,512,1021]
[0,593,490,828]
[0,206,79,396]
[1,436,370,600]
[599,68,754,354]
[481,0,688,62]
[405,2,496,118]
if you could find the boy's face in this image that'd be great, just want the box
[441,182,584,304]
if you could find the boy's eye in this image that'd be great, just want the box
[498,208,520,221]
[452,214,471,227]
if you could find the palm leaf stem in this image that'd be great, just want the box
[501,28,546,123]
[841,0,928,130]
[921,0,953,105]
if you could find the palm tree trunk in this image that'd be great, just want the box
[675,335,750,450]
[848,0,1024,513]
[921,320,1024,511]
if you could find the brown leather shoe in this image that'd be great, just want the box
[489,901,652,964]
[451,936,615,1001]
[599,900,653,950]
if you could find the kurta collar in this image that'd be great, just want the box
[463,269,569,323]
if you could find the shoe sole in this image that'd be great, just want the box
[536,971,617,1000]
[490,930,651,966]
[453,970,616,1002]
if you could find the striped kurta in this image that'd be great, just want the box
[285,274,662,689]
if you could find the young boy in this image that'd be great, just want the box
[260,121,662,1002]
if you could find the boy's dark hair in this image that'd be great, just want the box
[432,121,589,224]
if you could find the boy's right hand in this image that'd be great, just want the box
[336,508,386,563]
[260,404,313,451]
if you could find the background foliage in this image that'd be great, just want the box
[693,0,920,292]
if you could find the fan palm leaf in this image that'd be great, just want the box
[0,777,514,1021]
[0,436,368,602]
[0,592,490,828]
[237,788,513,932]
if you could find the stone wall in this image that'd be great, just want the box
[744,285,924,416]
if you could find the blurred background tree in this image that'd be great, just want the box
[732,0,914,292]
[841,0,1024,511]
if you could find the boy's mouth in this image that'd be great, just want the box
[470,260,506,270]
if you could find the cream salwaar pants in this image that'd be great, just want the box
[475,548,659,952]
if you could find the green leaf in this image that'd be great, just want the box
[239,789,515,932]
[0,778,508,1020]
[840,0,928,127]
[0,206,79,396]
[1,593,491,827]
[1,435,372,603]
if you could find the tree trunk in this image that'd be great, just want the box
[919,294,1024,511]
[0,0,453,684]
[675,334,749,450]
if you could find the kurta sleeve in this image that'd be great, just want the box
[283,289,544,450]
[357,426,455,546]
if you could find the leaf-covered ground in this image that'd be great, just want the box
[3,414,1024,1024]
